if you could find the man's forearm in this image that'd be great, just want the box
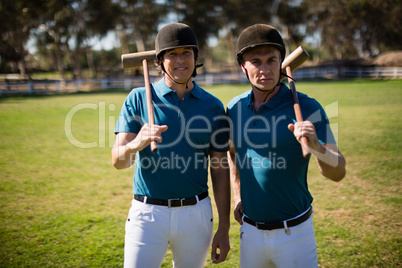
[313,143,346,182]
[112,145,137,169]
[211,168,231,229]
[228,150,241,203]
[210,151,231,229]
[112,132,140,170]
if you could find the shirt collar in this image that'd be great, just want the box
[153,78,202,99]
[247,83,288,109]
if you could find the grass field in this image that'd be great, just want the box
[0,79,401,267]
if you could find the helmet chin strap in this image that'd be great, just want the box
[161,63,193,89]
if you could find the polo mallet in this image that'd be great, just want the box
[282,46,311,158]
[121,50,158,153]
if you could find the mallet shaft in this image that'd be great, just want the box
[286,66,311,159]
[143,59,158,153]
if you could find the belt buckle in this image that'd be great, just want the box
[168,198,183,208]
[255,222,265,229]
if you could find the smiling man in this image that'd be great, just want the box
[227,24,346,267]
[112,23,231,267]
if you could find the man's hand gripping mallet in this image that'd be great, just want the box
[121,50,158,153]
[282,46,311,158]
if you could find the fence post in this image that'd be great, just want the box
[206,74,213,86]
[124,78,131,90]
[75,79,81,92]
[28,80,33,94]
[101,78,108,90]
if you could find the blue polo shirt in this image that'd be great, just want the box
[227,83,336,222]
[115,78,229,199]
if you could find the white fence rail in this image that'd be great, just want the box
[0,76,151,96]
[1,67,401,96]
[292,66,402,80]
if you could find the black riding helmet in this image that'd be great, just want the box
[155,23,199,78]
[236,24,286,66]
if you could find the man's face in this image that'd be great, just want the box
[241,46,281,91]
[162,47,195,83]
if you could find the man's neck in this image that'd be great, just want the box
[252,85,280,111]
[164,76,194,100]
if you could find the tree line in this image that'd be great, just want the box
[1,0,401,79]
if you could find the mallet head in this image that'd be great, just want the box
[121,50,156,69]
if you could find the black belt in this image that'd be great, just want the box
[134,191,208,208]
[243,207,313,231]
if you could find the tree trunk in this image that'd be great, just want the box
[18,60,26,79]
[225,28,237,76]
[86,46,96,78]
[133,27,145,52]
[54,39,65,84]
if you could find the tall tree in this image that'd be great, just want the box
[166,0,283,71]
[116,0,168,55]
[72,0,121,77]
[348,0,402,55]
[276,0,308,53]
[0,0,47,75]
[32,0,121,78]
[220,0,275,35]
[302,0,402,59]
[33,0,76,80]
[167,0,222,51]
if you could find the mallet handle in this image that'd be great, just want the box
[143,59,158,153]
[286,66,311,159]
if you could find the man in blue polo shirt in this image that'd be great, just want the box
[112,23,230,267]
[227,24,346,267]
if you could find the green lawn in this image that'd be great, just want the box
[0,79,401,267]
